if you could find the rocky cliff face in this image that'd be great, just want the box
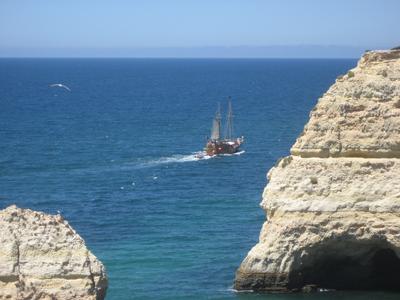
[235,50,400,292]
[0,205,107,299]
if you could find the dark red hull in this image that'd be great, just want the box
[205,139,242,156]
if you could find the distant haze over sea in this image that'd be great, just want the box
[0,45,372,58]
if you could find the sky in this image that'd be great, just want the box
[0,0,399,58]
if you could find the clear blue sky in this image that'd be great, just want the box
[0,0,399,57]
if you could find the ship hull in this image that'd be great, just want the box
[205,140,242,156]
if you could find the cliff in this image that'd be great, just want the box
[234,49,400,292]
[0,205,107,299]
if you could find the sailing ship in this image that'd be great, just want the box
[205,100,244,156]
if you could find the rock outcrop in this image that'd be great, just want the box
[235,50,400,292]
[0,205,107,299]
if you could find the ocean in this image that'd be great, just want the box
[1,58,399,299]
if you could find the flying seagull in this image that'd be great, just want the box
[50,83,71,91]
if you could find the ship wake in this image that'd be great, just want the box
[138,152,213,168]
[133,150,245,169]
[220,150,246,156]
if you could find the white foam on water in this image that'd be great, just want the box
[137,151,213,168]
[124,149,245,170]
[227,287,254,293]
[220,150,246,157]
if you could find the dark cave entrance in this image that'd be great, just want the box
[288,242,400,291]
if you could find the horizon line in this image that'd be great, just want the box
[0,45,375,59]
[0,56,360,59]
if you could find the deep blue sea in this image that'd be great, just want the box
[1,58,399,300]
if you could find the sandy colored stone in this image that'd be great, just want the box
[0,205,107,299]
[291,50,400,158]
[235,50,400,291]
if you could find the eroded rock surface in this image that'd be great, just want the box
[0,205,107,299]
[235,49,400,292]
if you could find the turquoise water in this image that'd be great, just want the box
[2,58,398,299]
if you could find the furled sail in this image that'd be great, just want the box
[211,119,220,140]
[224,99,234,140]
[211,104,221,140]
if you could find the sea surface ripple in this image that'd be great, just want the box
[2,58,397,299]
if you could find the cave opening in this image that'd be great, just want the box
[288,243,400,291]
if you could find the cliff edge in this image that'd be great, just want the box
[235,49,400,292]
[0,205,107,299]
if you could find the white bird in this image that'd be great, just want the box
[50,83,71,91]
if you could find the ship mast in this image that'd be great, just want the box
[224,98,234,140]
[211,102,221,140]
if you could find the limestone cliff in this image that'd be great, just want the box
[0,205,107,299]
[235,49,400,292]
